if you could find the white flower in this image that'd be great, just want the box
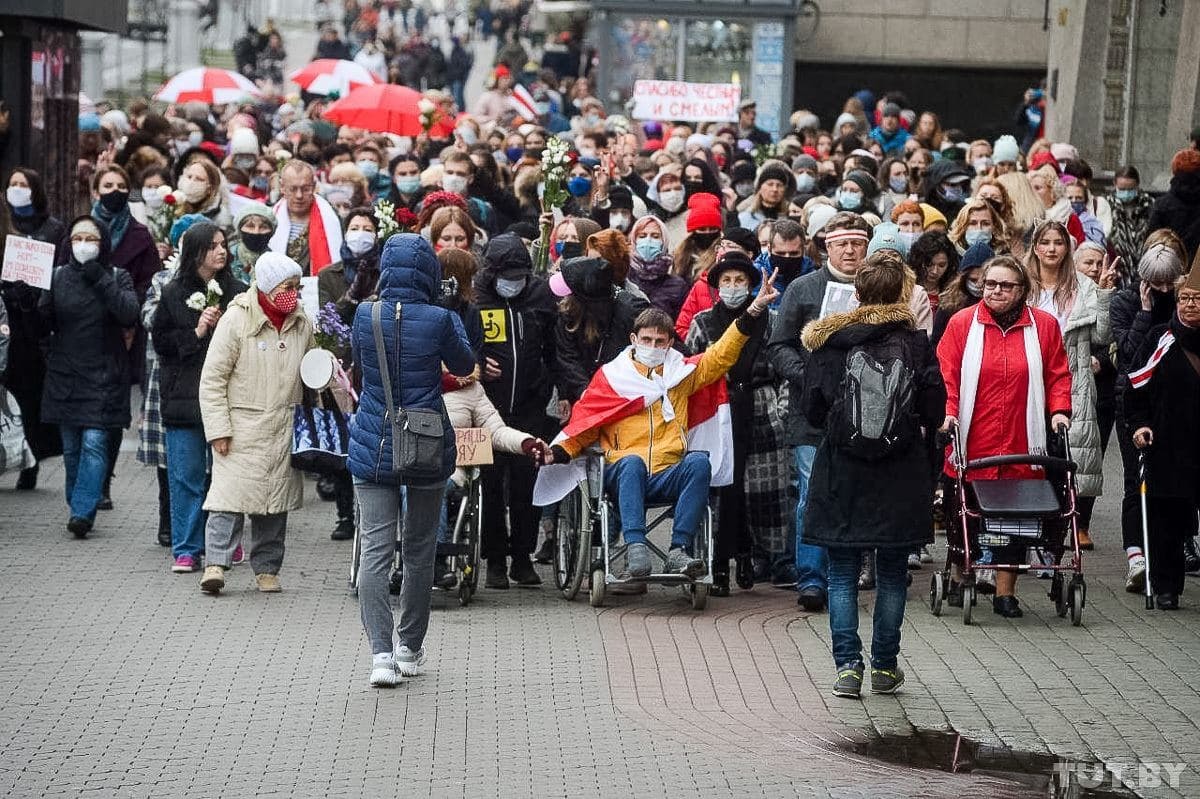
[206,279,223,297]
[185,292,206,311]
[157,185,173,199]
[417,98,436,115]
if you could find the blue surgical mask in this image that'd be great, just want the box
[396,175,422,194]
[889,176,909,194]
[838,189,862,210]
[495,277,526,298]
[250,176,269,192]
[635,236,664,261]
[357,160,380,180]
[505,146,524,163]
[1114,188,1137,203]
[567,175,592,197]
[1070,200,1087,215]
[898,231,920,249]
[964,229,992,246]
[795,173,816,193]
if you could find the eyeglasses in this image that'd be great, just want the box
[983,279,1021,292]
[282,183,315,196]
[1178,295,1200,306]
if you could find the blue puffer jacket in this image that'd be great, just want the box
[348,234,475,486]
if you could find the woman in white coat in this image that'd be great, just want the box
[1025,220,1117,549]
[198,253,314,594]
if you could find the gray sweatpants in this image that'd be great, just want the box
[356,480,445,655]
[205,511,286,573]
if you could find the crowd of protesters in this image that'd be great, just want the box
[4,7,1200,693]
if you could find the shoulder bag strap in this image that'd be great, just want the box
[371,301,394,419]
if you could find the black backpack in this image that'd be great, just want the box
[828,334,918,460]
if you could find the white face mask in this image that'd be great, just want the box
[495,276,526,298]
[6,186,32,207]
[658,189,684,213]
[144,191,164,210]
[72,242,100,263]
[178,176,208,203]
[442,174,468,195]
[609,213,631,232]
[634,343,668,368]
[719,286,749,308]
[188,130,204,146]
[345,230,376,255]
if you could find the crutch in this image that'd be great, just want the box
[1138,450,1153,610]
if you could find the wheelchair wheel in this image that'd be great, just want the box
[929,572,944,617]
[690,582,709,610]
[554,484,591,600]
[589,568,606,607]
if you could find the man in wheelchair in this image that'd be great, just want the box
[540,271,779,578]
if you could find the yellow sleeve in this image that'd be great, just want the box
[560,426,600,459]
[684,320,749,392]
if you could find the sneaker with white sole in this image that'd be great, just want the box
[665,547,706,578]
[395,645,426,677]
[870,667,905,694]
[370,653,400,688]
[907,552,922,570]
[1126,555,1147,593]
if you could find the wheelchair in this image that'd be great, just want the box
[554,448,714,610]
[347,466,483,607]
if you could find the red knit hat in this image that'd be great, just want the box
[1029,150,1059,174]
[686,192,723,232]
[1171,148,1200,175]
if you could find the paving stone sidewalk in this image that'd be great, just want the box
[2,446,1198,798]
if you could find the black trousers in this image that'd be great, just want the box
[333,470,354,521]
[1145,497,1198,596]
[481,450,538,561]
[714,407,753,573]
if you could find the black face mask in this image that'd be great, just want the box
[770,254,806,282]
[99,190,129,213]
[558,241,583,260]
[818,174,839,193]
[684,180,704,196]
[691,231,720,249]
[241,231,272,252]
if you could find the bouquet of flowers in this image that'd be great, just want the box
[374,199,402,241]
[750,142,781,167]
[535,135,572,273]
[185,279,223,311]
[418,98,439,133]
[314,302,352,353]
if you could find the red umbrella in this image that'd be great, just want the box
[322,84,425,136]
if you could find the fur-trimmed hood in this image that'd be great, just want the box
[801,302,915,351]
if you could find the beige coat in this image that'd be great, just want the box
[200,285,314,514]
[443,379,531,485]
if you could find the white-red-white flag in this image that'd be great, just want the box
[509,83,539,122]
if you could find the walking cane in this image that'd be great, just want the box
[1138,450,1153,610]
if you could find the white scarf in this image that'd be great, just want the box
[958,306,1047,458]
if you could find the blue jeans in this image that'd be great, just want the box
[165,426,208,559]
[793,445,828,592]
[436,478,457,544]
[60,426,109,521]
[604,452,710,551]
[828,547,909,670]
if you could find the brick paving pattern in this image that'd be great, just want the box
[2,446,1198,797]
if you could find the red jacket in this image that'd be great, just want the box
[674,273,715,340]
[936,303,1072,480]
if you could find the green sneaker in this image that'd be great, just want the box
[870,667,905,694]
[833,665,864,699]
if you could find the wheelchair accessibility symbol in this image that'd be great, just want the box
[481,309,507,343]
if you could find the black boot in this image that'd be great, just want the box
[330,517,354,540]
[156,467,172,547]
[486,557,510,589]
[16,464,38,490]
[735,554,754,590]
[1185,538,1200,575]
[388,567,404,595]
[711,570,731,597]
[509,556,542,587]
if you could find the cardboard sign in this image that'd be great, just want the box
[631,80,740,123]
[1,235,55,290]
[455,427,494,466]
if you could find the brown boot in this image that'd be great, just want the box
[1077,528,1094,550]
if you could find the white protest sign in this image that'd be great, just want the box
[631,80,741,123]
[300,276,320,321]
[819,281,858,319]
[2,235,55,290]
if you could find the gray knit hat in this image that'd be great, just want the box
[1138,244,1184,283]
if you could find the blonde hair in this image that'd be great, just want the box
[948,198,1013,253]
[327,161,370,207]
[996,171,1045,235]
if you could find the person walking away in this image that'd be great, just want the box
[38,217,139,537]
[936,255,1072,617]
[800,256,945,698]
[474,232,558,588]
[197,253,313,595]
[153,222,246,573]
[347,234,475,687]
[1126,257,1200,609]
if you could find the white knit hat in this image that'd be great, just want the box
[806,203,838,239]
[992,135,1020,165]
[254,252,303,294]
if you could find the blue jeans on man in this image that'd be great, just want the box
[604,452,710,551]
[827,546,909,671]
[165,426,208,559]
[793,444,828,594]
[60,425,110,522]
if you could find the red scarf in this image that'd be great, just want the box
[257,290,290,332]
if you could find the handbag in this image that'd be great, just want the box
[371,301,445,480]
[291,387,351,475]
[0,387,37,476]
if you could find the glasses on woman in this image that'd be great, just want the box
[983,279,1021,293]
[1177,294,1200,306]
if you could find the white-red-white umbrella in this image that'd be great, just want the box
[288,59,379,97]
[154,67,262,104]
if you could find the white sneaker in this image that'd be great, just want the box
[370,653,400,688]
[920,545,934,563]
[976,569,996,590]
[907,552,922,570]
[395,645,427,677]
[1125,555,1147,593]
